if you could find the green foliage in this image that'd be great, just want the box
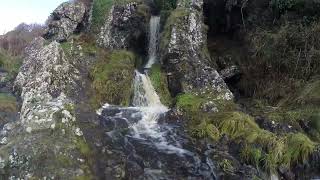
[0,93,18,112]
[241,146,263,168]
[61,42,72,56]
[76,138,92,157]
[90,50,135,108]
[283,133,316,166]
[191,120,220,141]
[91,0,113,32]
[240,22,320,103]
[218,159,234,173]
[149,64,172,106]
[0,51,22,81]
[216,112,260,140]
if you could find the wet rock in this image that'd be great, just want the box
[98,2,150,50]
[44,1,86,42]
[125,153,145,178]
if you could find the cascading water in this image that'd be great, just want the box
[97,16,216,179]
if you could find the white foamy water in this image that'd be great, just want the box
[144,16,160,69]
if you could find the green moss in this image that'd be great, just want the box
[90,50,136,108]
[176,93,206,113]
[57,154,73,167]
[76,138,92,157]
[61,42,72,55]
[91,0,113,32]
[0,93,17,112]
[149,64,172,106]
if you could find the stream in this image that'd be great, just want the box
[96,16,217,179]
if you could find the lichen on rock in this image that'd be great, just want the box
[98,1,150,50]
[44,1,87,42]
[161,0,233,108]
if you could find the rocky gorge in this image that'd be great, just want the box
[0,0,319,179]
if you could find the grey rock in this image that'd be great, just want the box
[44,2,86,42]
[220,65,241,80]
[161,0,233,101]
[14,37,80,131]
[98,2,149,50]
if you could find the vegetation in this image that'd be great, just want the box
[0,50,22,81]
[90,50,136,108]
[149,64,172,106]
[0,93,18,112]
[160,8,189,50]
[91,0,113,32]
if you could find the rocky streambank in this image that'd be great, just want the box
[0,0,319,179]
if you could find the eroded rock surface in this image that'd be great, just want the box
[15,37,80,131]
[98,2,149,50]
[0,37,90,179]
[161,0,233,101]
[44,1,87,42]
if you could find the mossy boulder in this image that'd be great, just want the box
[90,50,136,107]
[149,64,173,106]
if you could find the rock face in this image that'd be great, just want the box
[0,38,90,179]
[98,2,149,50]
[44,2,86,42]
[14,37,80,131]
[161,0,233,100]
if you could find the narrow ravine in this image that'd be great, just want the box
[97,16,216,179]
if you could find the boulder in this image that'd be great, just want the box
[161,0,233,100]
[44,2,86,42]
[14,37,80,131]
[0,37,92,179]
[98,2,150,50]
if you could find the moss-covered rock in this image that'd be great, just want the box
[149,64,173,106]
[90,50,136,108]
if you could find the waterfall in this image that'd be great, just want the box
[131,16,170,140]
[144,16,160,69]
[97,16,217,179]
